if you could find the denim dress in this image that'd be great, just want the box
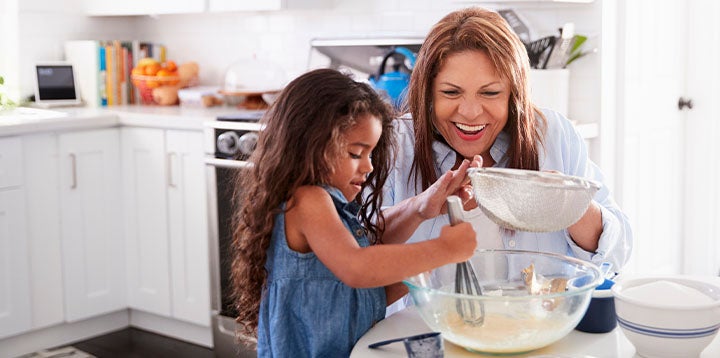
[257,186,387,358]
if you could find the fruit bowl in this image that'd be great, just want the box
[403,249,603,354]
[131,74,181,105]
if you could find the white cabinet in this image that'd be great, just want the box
[84,0,205,16]
[122,127,210,326]
[24,134,64,330]
[59,129,125,322]
[0,137,32,339]
[208,0,331,12]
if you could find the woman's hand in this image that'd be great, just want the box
[414,157,479,220]
[456,155,483,211]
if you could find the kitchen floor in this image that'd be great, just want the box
[62,328,214,358]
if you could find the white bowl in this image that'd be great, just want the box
[612,277,720,358]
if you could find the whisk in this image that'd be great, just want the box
[447,196,485,326]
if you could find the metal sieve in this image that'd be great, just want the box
[468,167,600,232]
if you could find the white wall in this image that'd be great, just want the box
[2,0,605,140]
[1,0,140,100]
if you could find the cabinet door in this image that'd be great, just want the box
[208,0,330,12]
[121,128,171,316]
[59,129,125,322]
[166,130,210,326]
[84,0,204,16]
[23,134,64,330]
[0,137,32,337]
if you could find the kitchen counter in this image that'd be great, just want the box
[351,305,720,357]
[0,105,245,136]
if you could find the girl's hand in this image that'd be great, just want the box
[438,222,477,262]
[414,159,473,220]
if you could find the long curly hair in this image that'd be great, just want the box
[230,68,396,342]
[407,7,547,191]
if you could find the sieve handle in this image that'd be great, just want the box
[446,196,464,226]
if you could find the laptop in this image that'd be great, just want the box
[33,62,83,108]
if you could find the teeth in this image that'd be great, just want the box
[455,123,486,132]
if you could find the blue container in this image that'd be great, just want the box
[576,278,617,333]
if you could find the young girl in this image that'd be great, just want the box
[230,68,476,357]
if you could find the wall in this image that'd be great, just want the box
[2,0,606,163]
[0,0,140,101]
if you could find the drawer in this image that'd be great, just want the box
[0,137,22,188]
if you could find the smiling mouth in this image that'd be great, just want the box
[454,122,487,135]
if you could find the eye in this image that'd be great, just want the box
[482,91,501,97]
[349,152,361,159]
[440,89,460,96]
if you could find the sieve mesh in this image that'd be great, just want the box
[468,168,600,232]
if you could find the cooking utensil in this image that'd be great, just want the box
[368,331,444,358]
[447,196,485,326]
[403,249,603,354]
[525,36,556,69]
[468,167,600,232]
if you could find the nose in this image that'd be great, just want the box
[360,156,374,175]
[457,95,484,120]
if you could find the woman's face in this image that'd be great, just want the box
[432,50,510,165]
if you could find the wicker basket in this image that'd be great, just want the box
[131,74,180,104]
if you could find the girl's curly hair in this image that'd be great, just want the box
[229,68,396,342]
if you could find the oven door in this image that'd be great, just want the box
[205,157,256,357]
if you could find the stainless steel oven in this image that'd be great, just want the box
[205,111,264,357]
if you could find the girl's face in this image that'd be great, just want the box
[329,114,382,201]
[432,50,510,165]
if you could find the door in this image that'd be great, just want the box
[122,128,171,316]
[0,137,32,338]
[619,0,686,274]
[167,130,211,326]
[59,129,125,321]
[682,0,720,276]
[620,0,720,275]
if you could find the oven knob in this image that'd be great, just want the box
[217,131,240,156]
[238,132,258,156]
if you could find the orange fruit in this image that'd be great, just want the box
[156,69,173,77]
[131,67,144,76]
[164,60,177,72]
[144,63,161,76]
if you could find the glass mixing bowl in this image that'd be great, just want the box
[403,249,603,354]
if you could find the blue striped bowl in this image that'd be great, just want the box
[612,277,720,358]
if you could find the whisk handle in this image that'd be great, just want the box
[447,196,464,226]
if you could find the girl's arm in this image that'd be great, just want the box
[286,186,476,288]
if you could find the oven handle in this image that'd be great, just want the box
[204,157,253,169]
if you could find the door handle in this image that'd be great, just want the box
[69,153,77,189]
[678,97,694,110]
[167,152,177,188]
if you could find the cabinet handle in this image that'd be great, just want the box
[69,153,77,189]
[168,152,177,188]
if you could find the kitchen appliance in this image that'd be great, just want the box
[205,111,264,357]
[368,46,416,109]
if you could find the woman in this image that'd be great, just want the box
[380,7,632,281]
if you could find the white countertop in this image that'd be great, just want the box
[351,305,720,358]
[0,105,247,136]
